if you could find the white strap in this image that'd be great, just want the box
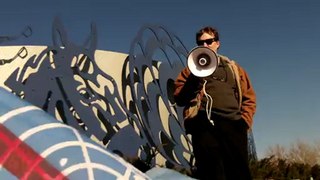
[202,80,214,126]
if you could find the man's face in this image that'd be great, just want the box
[197,32,220,52]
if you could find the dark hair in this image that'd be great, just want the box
[196,26,220,42]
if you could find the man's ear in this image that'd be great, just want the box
[217,41,220,49]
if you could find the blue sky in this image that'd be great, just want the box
[1,0,320,159]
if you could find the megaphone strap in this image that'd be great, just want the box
[202,80,214,126]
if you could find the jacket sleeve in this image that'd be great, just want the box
[173,67,202,107]
[238,65,256,129]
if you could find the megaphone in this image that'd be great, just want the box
[187,46,218,77]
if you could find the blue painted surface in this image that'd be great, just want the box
[0,87,150,179]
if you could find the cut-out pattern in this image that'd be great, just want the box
[2,18,193,169]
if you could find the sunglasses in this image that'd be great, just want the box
[197,38,217,46]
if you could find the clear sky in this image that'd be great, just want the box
[1,0,320,159]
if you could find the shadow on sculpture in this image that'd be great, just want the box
[3,17,195,172]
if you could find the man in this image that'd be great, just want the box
[174,26,256,180]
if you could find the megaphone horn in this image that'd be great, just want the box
[187,47,218,77]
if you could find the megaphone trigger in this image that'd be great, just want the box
[187,47,218,77]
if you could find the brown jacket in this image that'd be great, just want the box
[174,55,256,129]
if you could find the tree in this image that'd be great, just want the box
[311,164,320,180]
[265,139,320,166]
[265,144,287,160]
[249,156,313,179]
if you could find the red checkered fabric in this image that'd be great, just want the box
[0,124,68,179]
